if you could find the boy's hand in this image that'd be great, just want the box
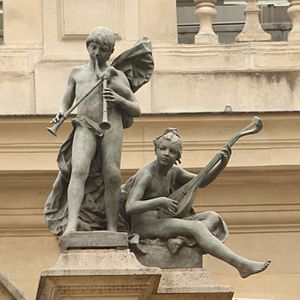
[102,88,122,105]
[50,112,64,124]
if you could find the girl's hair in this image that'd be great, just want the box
[153,128,183,164]
[86,26,115,55]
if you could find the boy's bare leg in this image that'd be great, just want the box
[64,126,97,235]
[101,125,123,231]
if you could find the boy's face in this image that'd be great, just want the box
[87,40,111,65]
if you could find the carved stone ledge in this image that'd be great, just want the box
[152,268,233,300]
[58,231,128,251]
[0,272,26,300]
[36,249,161,300]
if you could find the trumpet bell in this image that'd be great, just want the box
[99,121,111,130]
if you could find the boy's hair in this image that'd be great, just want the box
[153,128,183,164]
[86,26,115,55]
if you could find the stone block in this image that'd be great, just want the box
[134,244,203,269]
[150,268,233,300]
[36,249,161,300]
[59,231,128,251]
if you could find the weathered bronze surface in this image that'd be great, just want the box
[44,26,153,236]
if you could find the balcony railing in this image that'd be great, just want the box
[177,0,297,44]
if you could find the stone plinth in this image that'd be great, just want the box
[150,268,233,300]
[134,244,203,269]
[59,230,128,251]
[36,249,161,300]
[37,232,232,300]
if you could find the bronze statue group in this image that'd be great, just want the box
[44,26,270,278]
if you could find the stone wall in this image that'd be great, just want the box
[0,1,299,299]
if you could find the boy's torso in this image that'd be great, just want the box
[72,65,128,124]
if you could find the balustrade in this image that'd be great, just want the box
[288,0,300,41]
[190,0,296,44]
[193,0,218,44]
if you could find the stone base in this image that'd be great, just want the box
[152,268,233,300]
[37,231,233,300]
[36,249,161,300]
[59,231,128,251]
[134,244,203,269]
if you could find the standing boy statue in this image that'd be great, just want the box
[44,26,153,236]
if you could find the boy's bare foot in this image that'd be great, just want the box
[239,260,271,278]
[61,224,77,237]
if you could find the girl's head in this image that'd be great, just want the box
[153,128,183,164]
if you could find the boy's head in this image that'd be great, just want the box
[153,128,183,164]
[86,26,115,58]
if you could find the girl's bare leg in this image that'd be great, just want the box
[137,218,270,278]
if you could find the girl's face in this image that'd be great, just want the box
[156,138,180,168]
[87,40,111,65]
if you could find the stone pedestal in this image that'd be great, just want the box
[36,232,233,300]
[150,268,233,300]
[36,248,161,300]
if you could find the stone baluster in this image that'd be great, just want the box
[288,0,300,42]
[193,0,218,44]
[235,0,271,42]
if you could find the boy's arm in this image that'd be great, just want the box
[103,72,141,117]
[52,70,76,123]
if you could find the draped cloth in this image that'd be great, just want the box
[44,116,107,236]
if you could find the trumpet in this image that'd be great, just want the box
[47,66,117,136]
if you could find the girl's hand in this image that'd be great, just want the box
[159,197,178,215]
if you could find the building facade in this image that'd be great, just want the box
[0,0,299,299]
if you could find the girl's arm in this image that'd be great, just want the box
[126,171,177,215]
[174,145,231,188]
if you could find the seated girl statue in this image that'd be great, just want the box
[123,128,270,278]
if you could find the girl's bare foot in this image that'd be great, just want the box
[239,260,271,278]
